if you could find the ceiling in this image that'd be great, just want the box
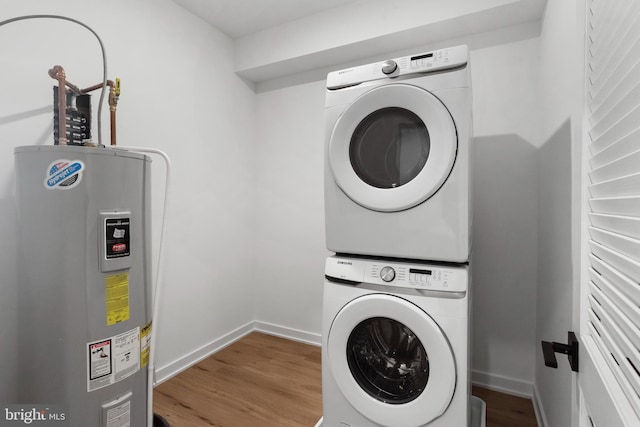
[171,0,360,39]
[170,0,547,85]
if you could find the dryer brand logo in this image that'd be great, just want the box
[44,159,85,190]
[2,404,67,425]
[337,261,352,265]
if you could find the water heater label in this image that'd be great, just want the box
[105,218,131,259]
[106,272,130,326]
[140,322,152,368]
[106,400,130,427]
[44,159,85,190]
[88,340,112,383]
[87,327,140,392]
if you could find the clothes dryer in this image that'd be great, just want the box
[324,45,472,262]
[322,255,470,427]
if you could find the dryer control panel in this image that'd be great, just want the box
[325,256,468,292]
[326,45,468,90]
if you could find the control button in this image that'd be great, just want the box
[380,266,396,282]
[381,60,398,75]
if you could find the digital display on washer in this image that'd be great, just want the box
[410,53,434,61]
[409,268,432,275]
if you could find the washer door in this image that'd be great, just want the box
[328,294,456,427]
[329,84,457,212]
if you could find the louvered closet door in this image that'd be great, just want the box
[581,0,640,425]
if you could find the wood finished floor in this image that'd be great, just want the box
[154,332,538,426]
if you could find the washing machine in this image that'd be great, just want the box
[324,45,472,263]
[322,255,470,427]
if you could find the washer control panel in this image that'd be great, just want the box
[327,45,468,90]
[325,256,467,292]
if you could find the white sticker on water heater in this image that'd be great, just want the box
[106,400,131,427]
[44,159,85,190]
[87,327,140,392]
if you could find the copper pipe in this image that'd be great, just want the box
[109,82,118,146]
[63,81,82,95]
[80,80,118,145]
[48,65,67,145]
[107,80,118,146]
[48,72,121,146]
[110,109,117,146]
[60,79,112,95]
[54,78,121,146]
[80,80,114,94]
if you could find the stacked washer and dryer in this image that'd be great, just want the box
[321,45,483,427]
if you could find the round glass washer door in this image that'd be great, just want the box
[329,84,457,212]
[327,294,456,427]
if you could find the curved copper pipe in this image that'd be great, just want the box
[48,65,67,145]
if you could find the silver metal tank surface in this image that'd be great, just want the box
[15,145,152,427]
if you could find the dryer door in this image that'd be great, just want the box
[327,294,456,427]
[329,84,457,212]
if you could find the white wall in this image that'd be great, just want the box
[470,38,541,395]
[471,39,541,146]
[0,0,256,397]
[534,0,582,426]
[253,81,330,341]
[536,120,573,427]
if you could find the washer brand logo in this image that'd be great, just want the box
[337,261,352,265]
[1,405,67,425]
[338,69,354,75]
[44,159,85,190]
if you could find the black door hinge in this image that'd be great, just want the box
[542,331,579,372]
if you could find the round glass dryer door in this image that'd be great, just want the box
[329,84,457,212]
[327,294,456,427]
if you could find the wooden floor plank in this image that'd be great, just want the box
[154,333,322,427]
[473,385,538,427]
[154,332,538,426]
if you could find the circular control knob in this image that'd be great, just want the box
[381,60,398,75]
[380,266,396,282]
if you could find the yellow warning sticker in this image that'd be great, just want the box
[106,272,130,325]
[140,322,152,368]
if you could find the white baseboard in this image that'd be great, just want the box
[472,369,534,398]
[154,321,254,385]
[254,321,322,347]
[531,382,548,427]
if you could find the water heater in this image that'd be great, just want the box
[15,145,152,426]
